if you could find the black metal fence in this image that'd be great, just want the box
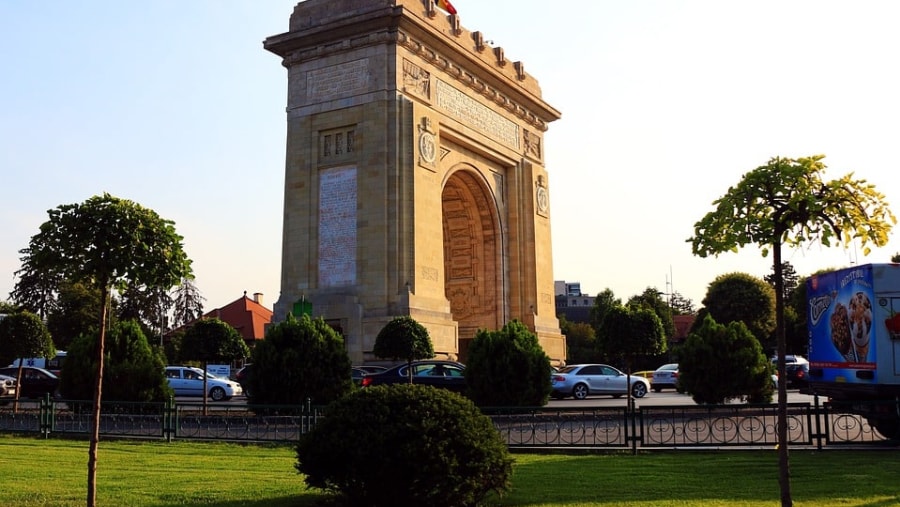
[0,396,894,449]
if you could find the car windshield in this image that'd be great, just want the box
[657,364,678,371]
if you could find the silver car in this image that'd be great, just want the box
[165,366,242,401]
[0,374,17,403]
[651,363,680,392]
[550,364,649,400]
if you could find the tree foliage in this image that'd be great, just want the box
[687,155,895,507]
[19,193,191,507]
[465,320,552,406]
[589,288,621,341]
[678,315,774,405]
[559,316,598,364]
[45,280,104,350]
[373,316,434,382]
[702,272,776,349]
[170,276,205,329]
[668,291,695,315]
[627,287,675,340]
[764,261,800,303]
[296,385,512,507]
[599,305,666,372]
[180,318,250,412]
[247,314,352,406]
[0,310,54,410]
[0,310,54,367]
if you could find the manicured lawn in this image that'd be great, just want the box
[2,434,898,506]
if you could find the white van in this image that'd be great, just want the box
[9,351,67,375]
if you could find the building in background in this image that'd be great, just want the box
[555,280,595,324]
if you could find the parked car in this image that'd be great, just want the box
[0,366,59,399]
[351,367,369,385]
[551,364,649,400]
[165,366,242,401]
[356,365,387,374]
[771,354,808,365]
[784,362,810,389]
[651,363,679,392]
[360,360,467,393]
[632,370,655,380]
[0,374,16,403]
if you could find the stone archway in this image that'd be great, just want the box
[442,168,503,362]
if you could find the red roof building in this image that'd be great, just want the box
[201,292,273,346]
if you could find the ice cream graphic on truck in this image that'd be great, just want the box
[805,263,900,440]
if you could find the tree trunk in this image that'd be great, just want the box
[202,360,209,416]
[87,285,110,507]
[773,242,792,506]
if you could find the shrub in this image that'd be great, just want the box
[678,315,774,404]
[60,319,171,408]
[247,314,352,406]
[296,385,512,506]
[465,320,551,406]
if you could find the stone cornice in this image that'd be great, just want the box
[264,1,560,132]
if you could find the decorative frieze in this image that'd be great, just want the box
[436,79,519,149]
[402,59,431,100]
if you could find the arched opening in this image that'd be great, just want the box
[442,169,502,362]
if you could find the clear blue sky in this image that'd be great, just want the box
[3,1,900,312]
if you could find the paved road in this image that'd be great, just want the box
[546,389,819,408]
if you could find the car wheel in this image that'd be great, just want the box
[210,386,227,401]
[632,382,648,398]
[572,383,589,400]
[652,387,662,393]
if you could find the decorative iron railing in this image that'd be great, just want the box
[0,396,895,448]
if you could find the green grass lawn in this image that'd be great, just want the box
[2,434,898,506]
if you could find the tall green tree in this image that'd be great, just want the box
[170,276,205,328]
[601,305,666,371]
[373,316,434,383]
[559,316,597,364]
[600,305,666,405]
[668,291,695,315]
[627,287,675,340]
[18,193,191,507]
[764,261,800,303]
[589,288,621,343]
[9,251,61,319]
[0,310,54,411]
[688,155,895,507]
[180,318,250,414]
[702,272,776,349]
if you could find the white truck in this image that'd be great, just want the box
[805,263,900,439]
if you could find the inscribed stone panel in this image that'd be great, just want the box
[318,166,357,287]
[307,59,370,103]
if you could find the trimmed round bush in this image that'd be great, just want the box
[679,315,774,404]
[465,320,551,406]
[296,384,512,506]
[248,314,352,407]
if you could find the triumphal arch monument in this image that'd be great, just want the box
[265,0,565,364]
